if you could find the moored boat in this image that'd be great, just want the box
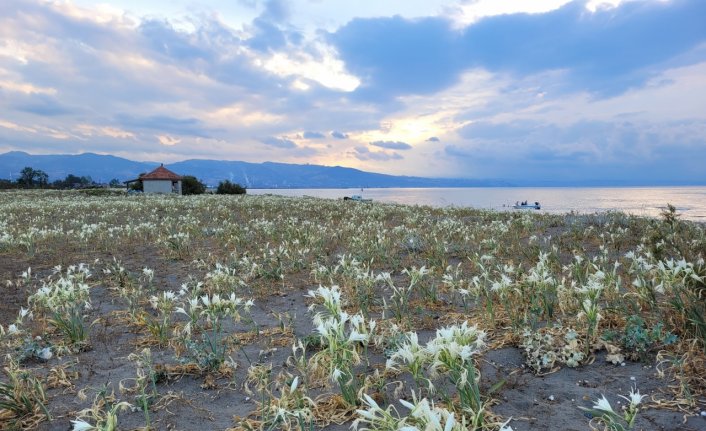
[513,201,541,210]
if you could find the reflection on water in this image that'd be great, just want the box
[249,187,706,221]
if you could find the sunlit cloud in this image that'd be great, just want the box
[261,45,360,92]
[204,104,283,128]
[74,124,135,139]
[157,135,181,146]
[0,80,57,95]
[47,0,137,27]
[0,119,38,133]
[446,0,574,27]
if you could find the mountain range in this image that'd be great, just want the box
[0,151,510,188]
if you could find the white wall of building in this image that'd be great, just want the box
[143,180,181,194]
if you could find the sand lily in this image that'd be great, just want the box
[28,265,92,347]
[580,387,645,431]
[70,419,94,431]
[308,286,375,406]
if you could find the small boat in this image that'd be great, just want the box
[513,201,541,210]
[344,195,372,203]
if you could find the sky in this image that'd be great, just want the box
[0,0,705,183]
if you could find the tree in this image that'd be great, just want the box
[17,167,49,188]
[216,180,246,195]
[128,173,145,191]
[108,178,122,188]
[35,170,49,187]
[52,174,93,189]
[181,176,206,195]
[18,166,36,187]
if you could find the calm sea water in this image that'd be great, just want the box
[249,187,706,221]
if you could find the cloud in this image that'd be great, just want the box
[444,118,706,182]
[246,0,302,52]
[260,136,297,149]
[303,131,325,139]
[331,0,706,100]
[74,124,135,139]
[116,115,212,138]
[459,120,542,141]
[353,146,403,161]
[370,140,412,150]
[139,19,214,61]
[157,135,181,146]
[330,16,464,100]
[426,136,440,142]
[13,94,75,116]
[331,130,349,139]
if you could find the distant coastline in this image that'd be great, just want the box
[1,151,704,189]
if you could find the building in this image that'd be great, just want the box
[126,164,183,195]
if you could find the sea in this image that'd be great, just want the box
[249,186,706,222]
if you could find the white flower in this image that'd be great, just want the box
[348,330,368,343]
[592,395,616,414]
[620,387,646,407]
[443,412,456,431]
[70,419,94,431]
[399,398,415,411]
[362,393,380,410]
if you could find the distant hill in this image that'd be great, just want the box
[0,151,509,188]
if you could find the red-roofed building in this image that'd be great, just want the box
[125,164,183,194]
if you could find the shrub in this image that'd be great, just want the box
[181,176,206,195]
[216,180,246,195]
[128,179,143,192]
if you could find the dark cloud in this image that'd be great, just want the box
[370,140,412,150]
[260,136,297,149]
[459,120,543,140]
[303,131,325,139]
[246,0,302,52]
[261,0,289,23]
[331,131,349,139]
[426,136,440,142]
[331,16,464,100]
[139,19,213,61]
[13,95,75,117]
[444,145,474,159]
[445,119,706,183]
[247,17,288,51]
[353,146,403,161]
[331,0,706,100]
[116,115,212,138]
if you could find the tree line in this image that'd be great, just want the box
[178,177,247,195]
[0,166,122,190]
[1,166,246,195]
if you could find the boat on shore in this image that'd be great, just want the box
[513,201,541,210]
[344,194,372,203]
